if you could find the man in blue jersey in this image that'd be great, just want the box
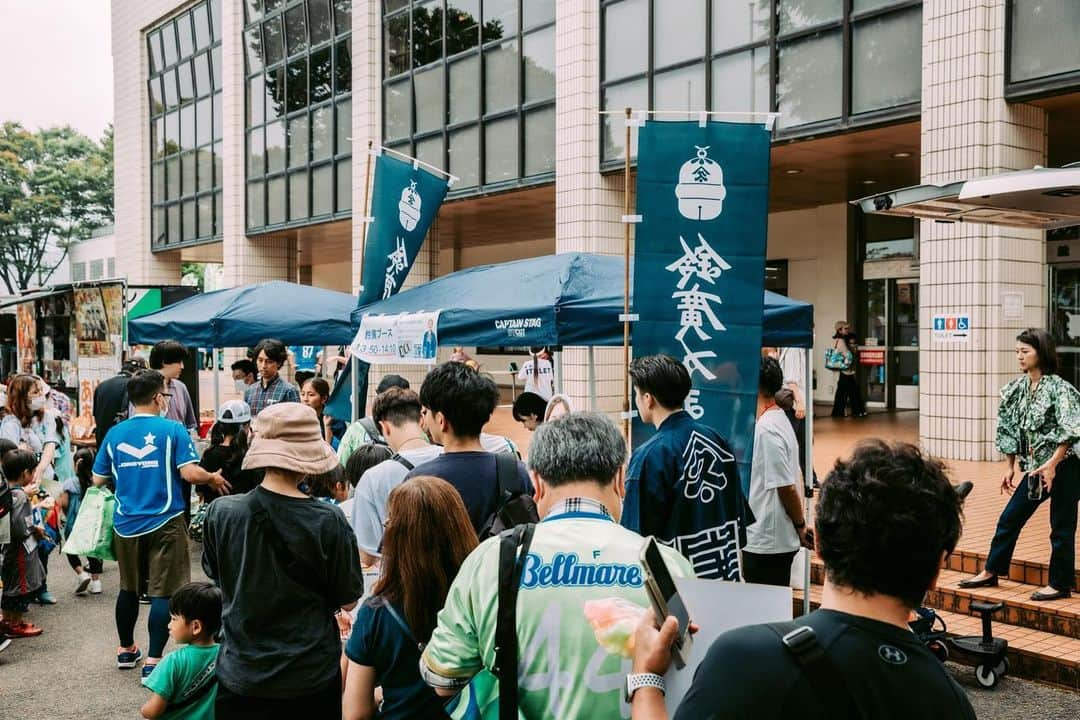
[93,370,230,679]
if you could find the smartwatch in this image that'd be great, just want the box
[625,673,666,702]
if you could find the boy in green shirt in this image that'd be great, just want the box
[141,582,221,720]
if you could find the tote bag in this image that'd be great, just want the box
[62,486,116,560]
[824,340,853,372]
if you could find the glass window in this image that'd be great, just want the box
[72,262,86,283]
[212,45,222,88]
[168,205,181,244]
[267,66,287,119]
[183,200,197,241]
[287,57,308,113]
[246,28,264,72]
[248,181,265,227]
[653,63,706,120]
[335,39,352,94]
[711,48,770,114]
[523,27,555,102]
[285,4,308,56]
[213,141,222,184]
[309,0,333,45]
[483,0,517,42]
[1009,0,1080,83]
[289,114,309,167]
[108,257,116,278]
[414,66,445,133]
[312,105,333,161]
[449,125,480,187]
[193,4,212,50]
[312,163,333,215]
[654,0,706,69]
[214,191,222,235]
[334,0,352,35]
[852,8,921,113]
[263,17,285,66]
[249,73,265,125]
[180,104,196,150]
[416,135,444,170]
[385,13,410,77]
[162,22,179,66]
[413,1,443,68]
[152,163,165,202]
[336,159,351,211]
[449,54,480,123]
[779,0,842,34]
[713,0,771,53]
[336,98,351,153]
[210,0,221,39]
[165,111,180,155]
[153,208,165,246]
[267,0,285,13]
[177,61,195,102]
[524,106,555,176]
[177,17,194,59]
[484,40,518,114]
[246,0,263,23]
[198,148,213,192]
[268,176,287,224]
[524,0,555,29]
[89,259,104,280]
[447,0,481,55]
[604,0,647,82]
[384,79,412,140]
[266,119,287,173]
[484,116,518,183]
[149,32,164,73]
[602,78,646,161]
[195,97,212,146]
[777,31,842,128]
[310,46,333,103]
[198,194,213,237]
[181,152,196,195]
[290,169,309,220]
[163,69,179,107]
[153,117,165,158]
[853,0,904,12]
[386,0,409,12]
[149,77,164,115]
[194,52,212,96]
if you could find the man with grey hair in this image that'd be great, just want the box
[421,412,694,719]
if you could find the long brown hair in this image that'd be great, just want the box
[7,374,42,427]
[373,475,478,642]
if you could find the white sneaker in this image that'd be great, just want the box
[75,571,92,595]
[88,579,103,594]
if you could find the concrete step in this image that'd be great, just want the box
[946,548,1080,592]
[928,569,1080,638]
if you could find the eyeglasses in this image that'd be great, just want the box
[159,392,173,399]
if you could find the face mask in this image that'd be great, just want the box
[30,397,46,412]
[234,380,247,393]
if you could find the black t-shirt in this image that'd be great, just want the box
[404,451,533,534]
[93,373,130,447]
[197,444,262,500]
[202,487,365,698]
[674,609,976,720]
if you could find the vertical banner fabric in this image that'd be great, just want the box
[358,153,450,307]
[632,121,771,483]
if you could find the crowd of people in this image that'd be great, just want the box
[5,326,1078,718]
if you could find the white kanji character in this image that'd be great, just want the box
[684,388,705,420]
[382,271,398,299]
[673,283,725,342]
[665,233,732,290]
[679,337,717,381]
[387,236,409,275]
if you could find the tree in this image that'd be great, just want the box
[0,122,113,294]
[181,262,206,292]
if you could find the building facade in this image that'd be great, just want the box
[111,0,1080,460]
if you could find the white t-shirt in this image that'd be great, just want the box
[518,357,555,400]
[778,347,805,399]
[349,443,443,556]
[745,407,801,555]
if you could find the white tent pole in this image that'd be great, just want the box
[212,347,220,417]
[351,355,360,422]
[555,349,564,395]
[588,346,597,411]
[803,345,814,616]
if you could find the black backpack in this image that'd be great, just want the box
[478,454,539,541]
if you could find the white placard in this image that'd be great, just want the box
[931,314,970,343]
[664,579,792,711]
[1002,292,1024,320]
[351,311,441,365]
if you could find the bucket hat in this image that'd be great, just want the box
[242,402,337,475]
[216,399,252,425]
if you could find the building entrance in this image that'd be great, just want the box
[862,278,919,410]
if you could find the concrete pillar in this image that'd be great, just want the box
[919,0,1047,460]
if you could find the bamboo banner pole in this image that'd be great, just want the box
[622,107,633,440]
[358,139,375,295]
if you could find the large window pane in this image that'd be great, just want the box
[335,39,352,94]
[193,4,212,50]
[246,1,263,25]
[177,17,195,59]
[289,169,309,220]
[212,45,222,88]
[267,66,287,119]
[149,32,164,73]
[413,1,444,68]
[247,181,265,228]
[249,73,265,125]
[713,0,771,53]
[165,111,180,155]
[711,48,770,114]
[195,97,212,146]
[524,106,555,176]
[149,77,164,116]
[263,17,285,66]
[779,0,843,35]
[449,125,479,187]
[524,0,554,29]
[153,117,165,158]
[416,135,444,171]
[524,27,555,102]
[1010,0,1080,82]
[484,40,518,114]
[245,28,264,72]
[213,141,223,185]
[181,152,196,195]
[162,22,179,66]
[414,66,445,134]
[385,0,409,12]
[152,163,165,202]
[249,128,266,175]
[312,164,333,215]
[334,0,352,35]
[180,104,196,150]
[168,205,181,244]
[602,79,646,161]
[268,176,287,225]
[852,8,921,113]
[777,31,842,128]
[198,194,213,237]
[214,191,222,235]
[198,148,213,192]
[285,4,308,56]
[309,0,333,45]
[153,207,165,246]
[853,0,905,12]
[653,63,706,120]
[177,61,195,102]
[266,119,287,172]
[194,52,212,95]
[287,57,308,113]
[484,117,518,183]
[163,70,179,107]
[654,0,706,69]
[336,98,351,154]
[311,46,333,103]
[384,79,411,140]
[183,201,196,241]
[336,159,351,211]
[483,0,516,42]
[289,114,309,168]
[385,13,410,77]
[604,0,647,82]
[449,54,480,123]
[446,0,480,55]
[312,106,333,161]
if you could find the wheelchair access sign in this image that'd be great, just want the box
[932,314,970,343]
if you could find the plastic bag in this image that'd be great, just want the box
[62,486,116,561]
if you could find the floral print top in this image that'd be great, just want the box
[996,373,1080,471]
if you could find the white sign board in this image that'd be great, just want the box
[1002,292,1025,320]
[931,314,970,343]
[352,311,441,364]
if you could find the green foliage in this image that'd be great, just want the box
[181,262,206,292]
[0,122,113,293]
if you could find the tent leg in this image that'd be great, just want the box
[212,347,220,416]
[555,350,564,395]
[803,346,814,616]
[587,346,597,411]
[351,356,360,422]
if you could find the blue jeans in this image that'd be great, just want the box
[985,455,1080,591]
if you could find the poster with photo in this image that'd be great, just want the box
[74,286,121,356]
[16,301,36,373]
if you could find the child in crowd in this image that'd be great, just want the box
[340,445,393,533]
[140,581,222,720]
[0,449,46,637]
[63,448,103,595]
[198,400,260,501]
[308,464,349,506]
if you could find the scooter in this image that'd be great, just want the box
[910,600,1009,688]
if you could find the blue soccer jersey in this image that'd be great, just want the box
[94,414,200,537]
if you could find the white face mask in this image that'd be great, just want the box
[234,380,247,393]
[30,396,46,412]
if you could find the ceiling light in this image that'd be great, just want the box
[891,151,912,159]
[860,179,877,185]
[784,169,802,175]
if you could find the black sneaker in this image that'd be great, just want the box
[139,593,151,605]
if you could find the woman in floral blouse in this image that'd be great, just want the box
[959,328,1080,601]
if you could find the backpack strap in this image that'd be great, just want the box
[383,600,424,653]
[391,453,415,471]
[496,523,535,720]
[767,622,861,717]
[494,453,519,496]
[359,416,386,445]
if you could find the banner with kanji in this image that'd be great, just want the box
[631,121,771,480]
[358,152,450,306]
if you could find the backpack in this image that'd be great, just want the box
[358,417,389,447]
[0,482,12,524]
[478,454,539,541]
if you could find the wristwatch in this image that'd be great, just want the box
[625,673,666,702]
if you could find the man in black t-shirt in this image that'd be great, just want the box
[629,440,976,720]
[92,357,147,447]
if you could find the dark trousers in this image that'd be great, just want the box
[743,550,798,587]
[985,456,1080,591]
[783,409,815,486]
[215,671,342,720]
[66,552,104,574]
[831,373,865,417]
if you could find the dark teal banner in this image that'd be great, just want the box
[358,152,450,306]
[632,121,771,480]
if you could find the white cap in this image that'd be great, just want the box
[216,399,252,425]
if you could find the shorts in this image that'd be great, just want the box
[114,515,191,597]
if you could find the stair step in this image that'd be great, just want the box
[927,569,1080,637]
[793,586,1080,691]
[946,548,1080,591]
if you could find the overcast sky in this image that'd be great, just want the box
[0,0,113,139]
